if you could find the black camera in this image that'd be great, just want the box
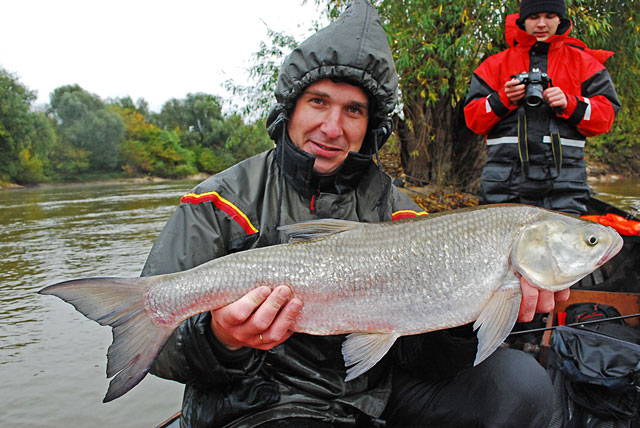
[511,68,552,107]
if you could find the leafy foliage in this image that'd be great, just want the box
[568,0,640,174]
[1,75,275,186]
[49,85,126,173]
[0,67,59,184]
[225,28,301,120]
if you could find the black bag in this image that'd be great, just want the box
[565,302,624,324]
[547,326,640,428]
[564,302,640,345]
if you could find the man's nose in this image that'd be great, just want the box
[320,107,344,139]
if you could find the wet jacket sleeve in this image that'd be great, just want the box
[464,54,518,136]
[389,185,427,217]
[142,202,261,388]
[553,62,620,138]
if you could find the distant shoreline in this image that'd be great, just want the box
[0,173,209,191]
[0,166,629,192]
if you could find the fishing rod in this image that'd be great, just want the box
[509,312,640,336]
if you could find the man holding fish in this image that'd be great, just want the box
[137,2,572,427]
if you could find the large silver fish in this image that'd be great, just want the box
[39,204,623,402]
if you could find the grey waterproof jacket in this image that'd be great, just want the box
[144,142,427,427]
[142,1,477,426]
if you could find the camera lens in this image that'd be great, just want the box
[525,83,544,107]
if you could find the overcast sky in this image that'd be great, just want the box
[1,0,322,112]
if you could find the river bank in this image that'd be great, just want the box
[0,173,210,191]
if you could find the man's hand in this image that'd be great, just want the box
[210,285,303,350]
[518,277,570,322]
[543,86,568,111]
[504,78,526,105]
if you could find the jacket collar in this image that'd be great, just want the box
[274,129,372,199]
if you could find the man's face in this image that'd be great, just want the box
[524,13,561,42]
[288,79,369,176]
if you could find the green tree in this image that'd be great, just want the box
[150,130,197,178]
[0,67,59,184]
[113,105,199,178]
[108,96,151,119]
[49,85,125,173]
[225,28,301,120]
[0,68,36,182]
[15,112,58,183]
[225,114,273,160]
[568,0,640,174]
[153,93,230,149]
[112,105,162,175]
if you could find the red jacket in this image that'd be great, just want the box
[464,14,619,147]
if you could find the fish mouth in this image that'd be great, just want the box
[597,236,624,266]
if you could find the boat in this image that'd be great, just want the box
[155,196,640,427]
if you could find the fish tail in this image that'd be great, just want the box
[39,277,172,402]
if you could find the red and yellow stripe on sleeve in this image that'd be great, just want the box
[181,191,258,235]
[392,210,428,221]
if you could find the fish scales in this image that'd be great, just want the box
[149,205,539,334]
[39,204,624,401]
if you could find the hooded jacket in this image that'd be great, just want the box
[141,2,464,427]
[464,14,620,177]
[266,0,398,156]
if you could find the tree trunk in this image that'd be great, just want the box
[396,96,485,192]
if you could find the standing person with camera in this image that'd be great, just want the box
[464,0,620,216]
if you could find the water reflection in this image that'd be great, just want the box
[590,178,640,215]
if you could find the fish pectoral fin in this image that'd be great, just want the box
[342,332,400,382]
[472,274,522,366]
[278,219,365,243]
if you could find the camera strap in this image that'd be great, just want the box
[517,105,563,179]
[517,105,531,177]
[549,116,563,177]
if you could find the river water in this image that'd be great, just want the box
[0,180,192,427]
[1,177,639,427]
[590,178,640,214]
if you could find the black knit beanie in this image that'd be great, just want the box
[518,0,566,21]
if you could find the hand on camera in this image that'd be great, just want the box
[543,86,567,111]
[505,78,526,105]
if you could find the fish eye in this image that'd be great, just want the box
[586,235,598,246]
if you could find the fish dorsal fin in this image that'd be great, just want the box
[472,271,522,365]
[342,332,401,381]
[279,219,365,243]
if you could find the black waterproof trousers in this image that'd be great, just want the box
[479,160,591,216]
[259,348,554,428]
